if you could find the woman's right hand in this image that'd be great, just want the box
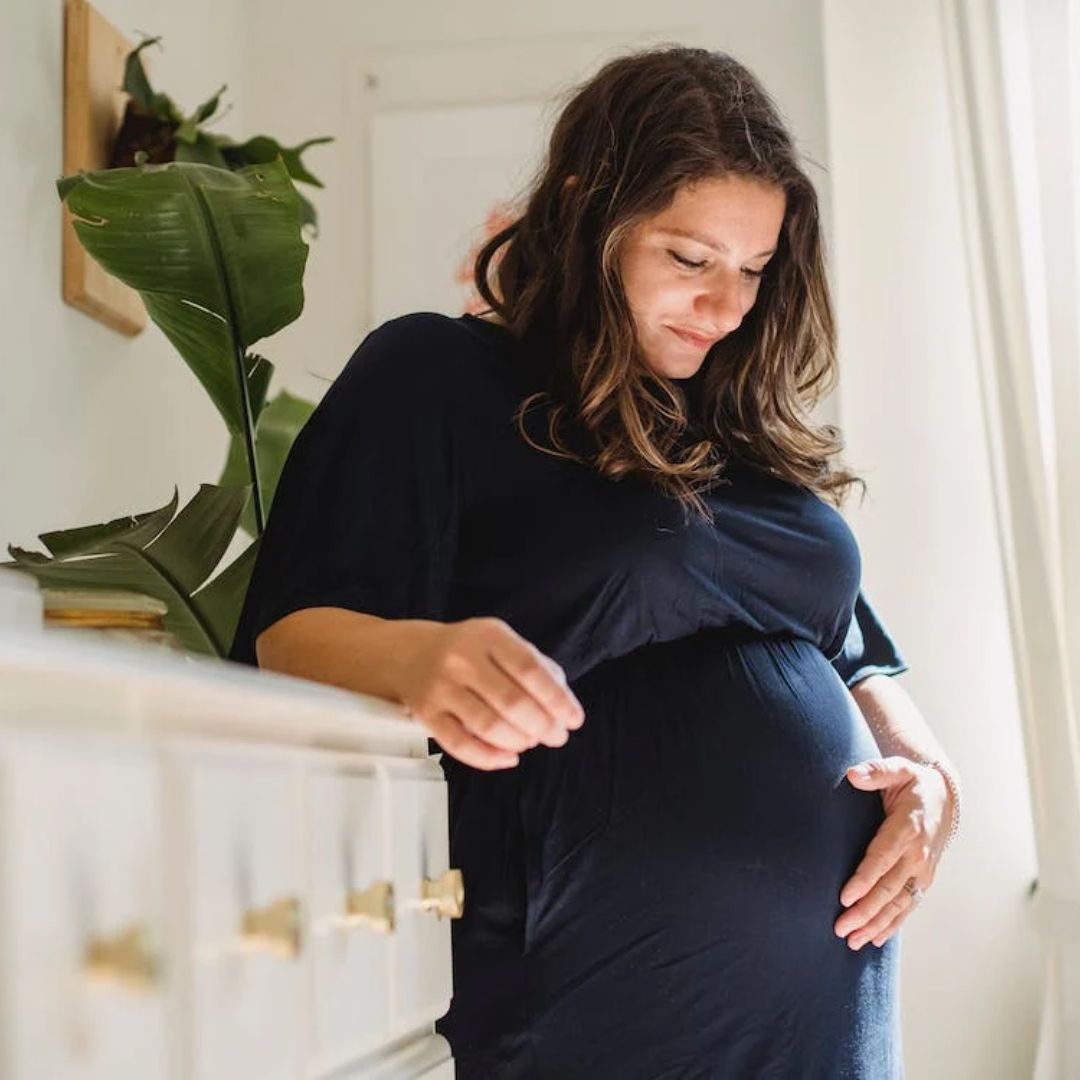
[392,616,586,770]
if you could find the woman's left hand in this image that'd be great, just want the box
[833,756,955,950]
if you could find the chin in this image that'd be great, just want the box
[646,358,702,380]
[637,328,705,379]
[653,348,702,378]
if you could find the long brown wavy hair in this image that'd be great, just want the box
[471,44,867,524]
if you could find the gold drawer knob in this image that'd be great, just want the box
[419,868,465,919]
[345,879,395,933]
[241,896,302,957]
[83,923,160,990]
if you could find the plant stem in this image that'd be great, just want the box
[235,348,265,535]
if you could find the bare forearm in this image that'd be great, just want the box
[850,674,956,771]
[254,606,442,703]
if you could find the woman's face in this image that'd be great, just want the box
[616,174,787,379]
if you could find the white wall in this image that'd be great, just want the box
[823,1,1041,1076]
[0,0,251,552]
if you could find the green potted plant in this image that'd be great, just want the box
[108,35,332,236]
[1,37,331,657]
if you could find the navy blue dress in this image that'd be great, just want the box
[229,311,911,1079]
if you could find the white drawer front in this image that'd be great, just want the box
[177,746,304,1080]
[307,759,392,1073]
[0,731,167,1080]
[387,767,454,1036]
[326,1033,454,1078]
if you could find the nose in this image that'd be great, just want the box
[694,282,745,335]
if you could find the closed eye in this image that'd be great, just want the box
[667,250,767,278]
[668,250,707,270]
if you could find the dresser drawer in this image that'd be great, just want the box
[307,756,393,1073]
[0,731,167,1080]
[385,762,455,1036]
[173,743,304,1080]
[326,1032,455,1078]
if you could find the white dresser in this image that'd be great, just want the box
[0,625,459,1079]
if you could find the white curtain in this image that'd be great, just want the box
[939,0,1080,1074]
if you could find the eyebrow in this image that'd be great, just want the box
[658,228,776,259]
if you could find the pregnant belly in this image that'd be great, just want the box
[519,624,888,974]
[439,626,901,1078]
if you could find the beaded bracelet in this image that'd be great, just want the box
[915,757,962,852]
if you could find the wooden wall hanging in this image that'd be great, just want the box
[62,0,147,336]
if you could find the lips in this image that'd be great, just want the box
[669,325,718,348]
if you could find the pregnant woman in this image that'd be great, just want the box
[230,45,962,1078]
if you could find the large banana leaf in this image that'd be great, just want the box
[2,485,258,657]
[56,158,308,437]
[179,134,333,234]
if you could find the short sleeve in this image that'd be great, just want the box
[829,589,910,689]
[227,315,465,667]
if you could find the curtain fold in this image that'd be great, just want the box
[939,0,1080,1074]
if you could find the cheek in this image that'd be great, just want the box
[621,251,684,311]
[638,276,694,317]
[743,284,765,315]
[621,256,656,310]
